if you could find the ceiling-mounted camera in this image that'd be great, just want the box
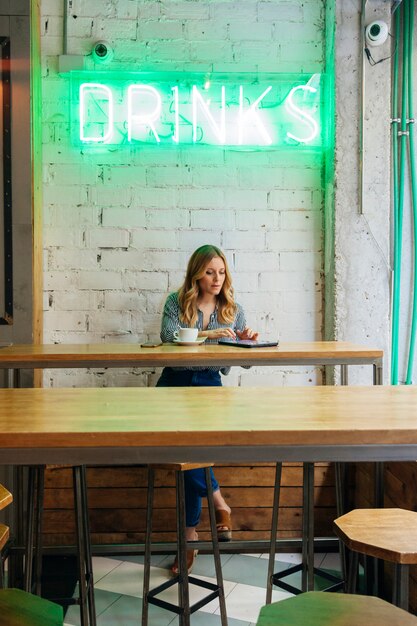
[92,41,114,64]
[365,21,389,47]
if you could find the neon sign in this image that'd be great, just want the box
[70,71,325,149]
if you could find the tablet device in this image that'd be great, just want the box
[218,339,279,348]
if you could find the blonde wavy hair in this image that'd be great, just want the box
[178,245,236,327]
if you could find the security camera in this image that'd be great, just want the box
[365,21,389,47]
[92,41,114,64]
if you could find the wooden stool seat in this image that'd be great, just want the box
[256,591,417,626]
[334,508,417,564]
[333,508,417,610]
[150,463,214,471]
[0,485,12,550]
[0,588,63,626]
[0,525,9,552]
[0,485,12,586]
[0,485,12,510]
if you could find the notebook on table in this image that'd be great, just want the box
[218,339,279,348]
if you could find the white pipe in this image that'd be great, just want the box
[359,0,367,215]
[63,0,73,55]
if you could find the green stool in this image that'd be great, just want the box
[256,592,417,626]
[0,588,63,626]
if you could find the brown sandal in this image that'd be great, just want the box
[215,509,232,542]
[171,549,198,576]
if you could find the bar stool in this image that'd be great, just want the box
[0,484,64,625]
[256,591,417,626]
[0,588,64,626]
[334,508,417,610]
[142,463,228,626]
[0,484,13,587]
[266,462,344,601]
[24,465,96,626]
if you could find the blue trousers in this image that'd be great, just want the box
[156,367,221,527]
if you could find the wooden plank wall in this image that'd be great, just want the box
[356,462,417,614]
[43,463,337,546]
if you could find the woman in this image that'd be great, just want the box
[157,244,258,574]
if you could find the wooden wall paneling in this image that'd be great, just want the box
[43,463,339,546]
[355,464,376,509]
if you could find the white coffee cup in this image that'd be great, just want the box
[174,327,199,342]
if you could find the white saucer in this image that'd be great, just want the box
[173,338,207,346]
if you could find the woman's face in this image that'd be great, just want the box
[198,256,226,297]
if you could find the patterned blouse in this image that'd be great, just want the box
[160,291,247,373]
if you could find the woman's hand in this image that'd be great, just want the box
[236,327,259,341]
[200,327,236,339]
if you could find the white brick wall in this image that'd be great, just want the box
[41,0,326,387]
[86,228,130,249]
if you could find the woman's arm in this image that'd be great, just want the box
[234,304,259,340]
[199,327,237,339]
[160,293,181,342]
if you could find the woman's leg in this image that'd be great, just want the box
[184,468,213,531]
[157,369,231,538]
[212,489,231,516]
[156,367,193,387]
[156,370,198,542]
[187,371,232,534]
[184,467,231,533]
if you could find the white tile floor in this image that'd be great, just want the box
[63,551,342,626]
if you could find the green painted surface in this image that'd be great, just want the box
[0,589,63,626]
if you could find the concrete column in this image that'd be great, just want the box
[330,0,391,384]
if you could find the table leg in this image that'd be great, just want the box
[6,368,24,588]
[7,368,20,389]
[335,462,348,588]
[338,364,349,586]
[7,466,25,588]
[373,361,383,385]
[373,359,385,597]
[301,463,314,592]
[340,364,348,386]
[266,463,282,604]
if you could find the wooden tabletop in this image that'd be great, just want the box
[0,385,414,465]
[0,341,383,369]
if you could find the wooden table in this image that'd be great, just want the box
[0,342,384,582]
[0,341,383,386]
[2,384,407,589]
[0,385,413,466]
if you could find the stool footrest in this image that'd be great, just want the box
[272,564,344,595]
[147,576,221,615]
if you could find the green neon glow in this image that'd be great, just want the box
[79,82,113,143]
[70,71,327,150]
[192,85,226,144]
[285,85,318,143]
[239,85,272,145]
[127,84,162,143]
[172,86,179,143]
